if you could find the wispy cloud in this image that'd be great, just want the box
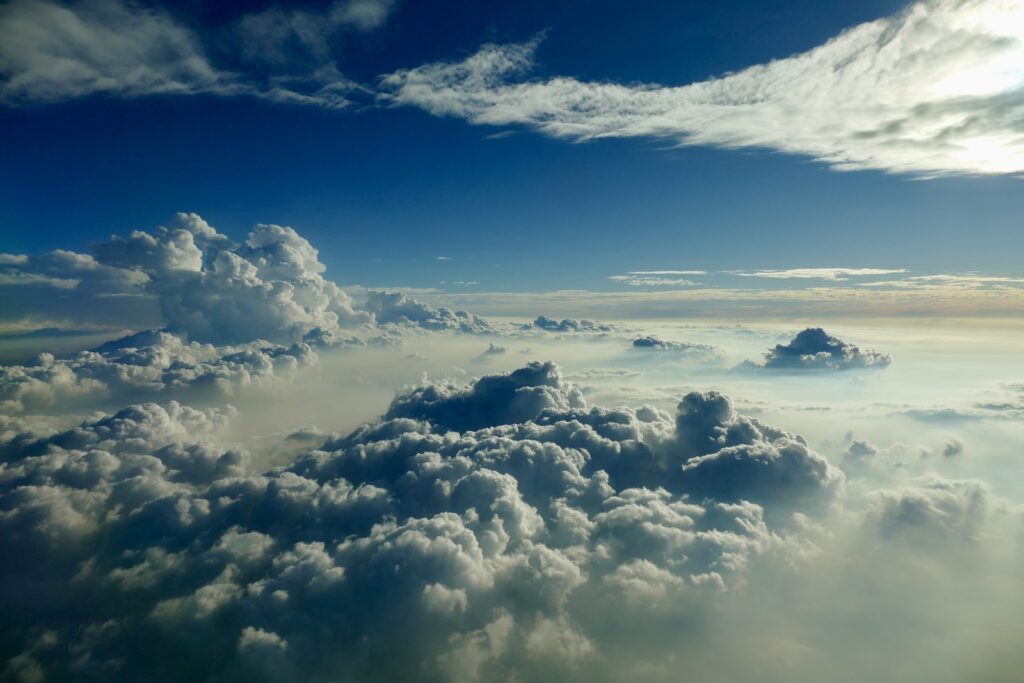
[0,0,394,107]
[732,268,907,281]
[609,275,700,287]
[859,273,1024,289]
[380,0,1024,176]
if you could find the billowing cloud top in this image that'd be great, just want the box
[363,291,496,334]
[746,327,892,371]
[1,213,372,346]
[1,362,849,681]
[381,0,1024,176]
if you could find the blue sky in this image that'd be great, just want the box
[2,0,1023,294]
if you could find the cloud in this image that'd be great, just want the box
[869,477,991,542]
[631,336,716,354]
[0,0,230,104]
[609,275,701,287]
[1,213,371,346]
[0,361,847,680]
[609,271,706,287]
[0,0,394,107]
[733,268,907,281]
[530,316,614,333]
[743,327,891,371]
[384,361,585,431]
[363,291,496,334]
[0,330,322,414]
[381,0,1024,176]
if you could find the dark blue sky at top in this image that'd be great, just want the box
[2,0,1022,292]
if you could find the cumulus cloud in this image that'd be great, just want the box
[363,291,497,334]
[0,361,853,680]
[0,330,320,414]
[632,336,717,355]
[7,353,1024,682]
[0,360,839,679]
[381,0,1024,176]
[0,213,371,346]
[529,316,614,333]
[743,328,891,371]
[869,477,992,542]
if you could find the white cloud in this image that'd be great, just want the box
[610,276,700,287]
[740,327,891,372]
[1,213,373,346]
[732,268,907,281]
[381,0,1024,176]
[0,361,845,680]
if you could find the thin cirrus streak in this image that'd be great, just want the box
[380,0,1024,177]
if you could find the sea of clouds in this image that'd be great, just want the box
[2,215,1023,682]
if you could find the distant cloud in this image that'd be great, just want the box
[436,256,453,261]
[363,290,496,334]
[632,336,717,355]
[610,274,701,287]
[381,0,1024,176]
[732,268,907,281]
[742,327,891,372]
[530,315,614,333]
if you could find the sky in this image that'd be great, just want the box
[2,2,1024,683]
[2,0,1024,298]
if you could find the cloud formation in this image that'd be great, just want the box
[381,0,1024,176]
[733,268,907,281]
[530,316,614,333]
[0,329,319,415]
[0,0,394,107]
[0,362,847,681]
[632,336,716,355]
[0,213,376,346]
[363,291,496,334]
[744,327,892,371]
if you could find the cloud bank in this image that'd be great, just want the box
[0,361,845,681]
[381,0,1024,176]
[3,358,1019,682]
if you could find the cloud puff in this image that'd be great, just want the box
[363,290,497,334]
[0,362,845,680]
[530,316,614,333]
[869,477,991,542]
[384,361,585,431]
[381,0,1024,176]
[632,336,716,355]
[744,328,891,371]
[1,213,371,346]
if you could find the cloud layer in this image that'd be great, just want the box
[0,361,847,681]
